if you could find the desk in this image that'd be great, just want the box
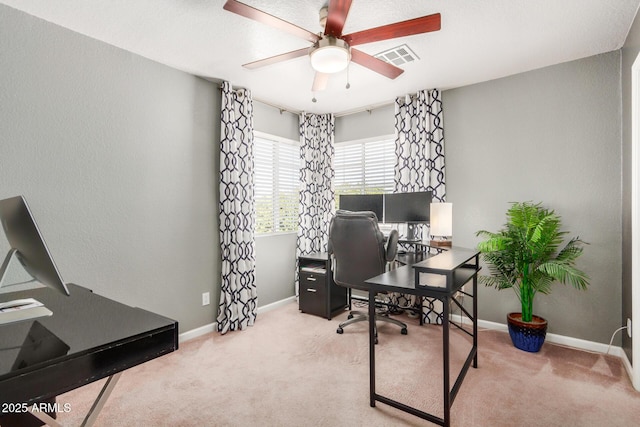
[0,283,178,426]
[395,241,447,324]
[366,247,479,426]
[395,251,430,266]
[397,239,447,258]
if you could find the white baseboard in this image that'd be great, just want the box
[453,314,636,387]
[620,349,634,384]
[179,322,216,343]
[257,296,297,314]
[179,296,297,343]
[180,305,634,385]
[451,314,626,356]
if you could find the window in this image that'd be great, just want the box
[334,136,395,203]
[254,133,300,234]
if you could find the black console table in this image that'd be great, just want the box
[298,252,348,320]
[0,283,178,426]
[365,247,480,426]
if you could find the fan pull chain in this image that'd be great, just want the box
[346,64,351,89]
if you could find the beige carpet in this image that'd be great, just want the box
[55,302,640,427]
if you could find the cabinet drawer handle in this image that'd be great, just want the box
[306,277,316,281]
[306,288,317,293]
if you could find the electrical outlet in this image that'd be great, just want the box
[202,292,210,306]
[627,318,632,338]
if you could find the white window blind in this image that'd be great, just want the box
[254,135,300,234]
[334,137,395,198]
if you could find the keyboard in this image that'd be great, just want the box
[0,298,53,325]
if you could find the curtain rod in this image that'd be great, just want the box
[252,97,395,118]
[253,97,302,116]
[216,84,293,115]
[219,84,396,118]
[334,101,394,117]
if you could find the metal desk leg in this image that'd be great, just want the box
[473,275,478,368]
[29,411,63,427]
[28,372,122,427]
[369,288,376,407]
[442,296,451,427]
[82,372,123,426]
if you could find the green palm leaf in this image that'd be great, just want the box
[476,202,590,322]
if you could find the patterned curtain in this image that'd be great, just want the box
[217,81,257,334]
[395,89,446,201]
[296,113,335,291]
[394,88,446,324]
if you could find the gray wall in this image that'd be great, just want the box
[445,52,622,344]
[0,4,306,333]
[253,101,299,306]
[0,4,629,345]
[253,101,299,141]
[335,104,395,142]
[622,8,640,362]
[0,4,221,333]
[337,54,623,345]
[255,233,296,305]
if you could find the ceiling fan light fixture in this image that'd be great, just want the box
[310,37,350,74]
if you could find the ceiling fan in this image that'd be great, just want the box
[223,0,441,92]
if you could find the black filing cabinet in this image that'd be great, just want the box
[298,252,348,319]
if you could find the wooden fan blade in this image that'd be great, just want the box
[223,0,319,43]
[243,48,309,69]
[312,72,329,91]
[324,0,353,37]
[350,49,404,79]
[343,13,441,46]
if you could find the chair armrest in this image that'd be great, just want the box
[385,229,399,262]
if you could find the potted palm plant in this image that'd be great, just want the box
[476,202,589,352]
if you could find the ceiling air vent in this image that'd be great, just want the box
[374,44,419,66]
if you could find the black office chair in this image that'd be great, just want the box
[328,210,407,343]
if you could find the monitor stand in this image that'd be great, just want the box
[0,248,18,289]
[405,224,421,242]
[0,249,52,326]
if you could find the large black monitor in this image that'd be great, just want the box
[384,191,433,224]
[0,195,70,297]
[338,194,384,221]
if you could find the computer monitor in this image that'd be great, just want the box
[0,195,70,296]
[384,191,433,241]
[338,194,384,221]
[384,191,433,224]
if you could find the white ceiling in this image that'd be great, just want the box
[2,0,639,115]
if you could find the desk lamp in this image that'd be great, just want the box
[429,202,452,247]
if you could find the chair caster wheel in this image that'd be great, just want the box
[336,327,344,334]
[401,328,408,335]
[347,314,354,320]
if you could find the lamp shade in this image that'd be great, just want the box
[310,37,350,74]
[430,203,452,237]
